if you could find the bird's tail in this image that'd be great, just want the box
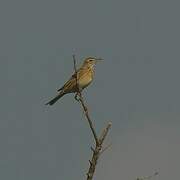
[45,92,65,106]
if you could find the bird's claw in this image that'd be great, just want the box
[74,93,80,101]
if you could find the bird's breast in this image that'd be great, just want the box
[78,69,93,89]
[79,75,92,88]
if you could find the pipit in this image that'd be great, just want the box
[46,57,102,105]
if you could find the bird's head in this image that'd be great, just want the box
[83,57,103,68]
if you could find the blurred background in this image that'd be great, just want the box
[1,0,180,179]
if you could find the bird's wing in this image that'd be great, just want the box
[57,76,75,92]
[57,68,82,92]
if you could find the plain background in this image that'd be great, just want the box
[2,0,180,179]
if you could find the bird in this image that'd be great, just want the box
[46,57,102,105]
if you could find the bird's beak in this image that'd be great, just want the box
[95,58,103,63]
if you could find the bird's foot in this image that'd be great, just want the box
[74,93,80,101]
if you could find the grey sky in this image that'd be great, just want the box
[2,0,180,179]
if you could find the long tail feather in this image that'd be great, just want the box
[45,92,65,106]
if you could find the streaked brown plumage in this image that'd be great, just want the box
[46,57,102,105]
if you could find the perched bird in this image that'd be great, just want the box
[46,57,102,105]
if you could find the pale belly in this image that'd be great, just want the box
[79,76,93,89]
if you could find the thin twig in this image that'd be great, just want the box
[136,171,159,180]
[78,96,99,145]
[73,55,79,92]
[100,143,112,155]
[99,123,112,144]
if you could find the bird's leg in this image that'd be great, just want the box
[74,87,83,101]
[74,92,80,101]
[78,86,83,93]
